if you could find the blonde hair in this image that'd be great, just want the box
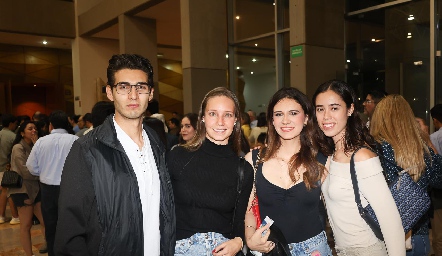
[370,94,429,181]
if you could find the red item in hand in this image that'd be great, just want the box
[251,196,261,227]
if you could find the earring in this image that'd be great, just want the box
[202,120,205,123]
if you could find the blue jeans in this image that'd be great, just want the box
[406,234,430,256]
[175,232,230,256]
[288,231,332,256]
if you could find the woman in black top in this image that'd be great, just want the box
[244,87,332,255]
[168,87,254,256]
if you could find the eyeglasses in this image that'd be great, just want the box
[364,99,374,104]
[112,82,151,95]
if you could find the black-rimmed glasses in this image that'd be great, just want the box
[112,82,151,95]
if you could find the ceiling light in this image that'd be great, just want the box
[255,44,258,46]
[371,39,376,42]
[226,54,229,58]
[42,40,48,45]
[251,71,254,74]
[273,2,275,6]
[157,53,164,57]
[236,67,240,70]
[347,60,351,63]
[408,15,414,21]
[34,84,37,87]
[252,58,257,62]
[236,16,240,20]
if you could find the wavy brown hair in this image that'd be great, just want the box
[370,94,429,181]
[262,87,325,189]
[184,87,243,155]
[312,80,375,156]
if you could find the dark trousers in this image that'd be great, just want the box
[40,183,60,256]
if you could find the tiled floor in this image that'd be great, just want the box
[0,207,46,256]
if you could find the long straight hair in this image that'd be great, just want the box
[312,80,375,156]
[263,87,324,189]
[370,95,429,181]
[184,87,243,155]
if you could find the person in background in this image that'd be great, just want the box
[168,87,253,255]
[247,110,257,129]
[362,89,387,128]
[313,80,404,256]
[32,111,42,122]
[69,115,80,134]
[8,120,47,255]
[88,101,115,133]
[371,95,442,256]
[75,113,92,137]
[168,117,180,136]
[244,87,332,255]
[179,113,198,144]
[241,112,251,138]
[35,114,50,138]
[0,114,20,225]
[55,54,175,255]
[249,112,268,147]
[26,110,78,256]
[429,104,442,256]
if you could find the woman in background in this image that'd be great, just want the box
[179,112,198,144]
[371,95,442,256]
[244,87,332,255]
[8,120,46,256]
[313,80,404,255]
[249,112,268,147]
[168,87,254,255]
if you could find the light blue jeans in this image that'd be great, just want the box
[406,234,430,256]
[175,232,230,256]
[288,231,332,256]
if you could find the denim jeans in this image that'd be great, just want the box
[175,232,230,256]
[335,240,387,256]
[288,231,332,256]
[405,234,430,256]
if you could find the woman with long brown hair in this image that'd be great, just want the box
[244,87,332,255]
[371,94,442,256]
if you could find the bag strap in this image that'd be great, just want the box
[231,157,246,235]
[349,147,366,217]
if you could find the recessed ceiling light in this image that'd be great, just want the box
[347,60,351,63]
[252,58,257,62]
[236,67,240,70]
[42,40,48,45]
[236,16,240,20]
[255,44,258,46]
[371,39,376,42]
[251,71,254,74]
[34,84,37,87]
[226,54,229,58]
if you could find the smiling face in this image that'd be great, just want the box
[180,117,196,142]
[315,90,354,143]
[272,98,308,141]
[106,69,153,123]
[203,96,237,145]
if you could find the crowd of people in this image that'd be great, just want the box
[0,53,441,256]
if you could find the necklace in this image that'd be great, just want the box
[274,157,301,181]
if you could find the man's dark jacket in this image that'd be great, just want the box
[54,115,176,255]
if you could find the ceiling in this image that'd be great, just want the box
[0,0,182,60]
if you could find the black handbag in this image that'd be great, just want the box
[1,170,23,188]
[350,146,431,241]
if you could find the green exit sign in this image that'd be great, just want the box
[291,45,303,58]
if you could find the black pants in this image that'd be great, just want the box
[40,183,60,256]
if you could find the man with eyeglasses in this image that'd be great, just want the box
[55,54,175,255]
[363,89,388,128]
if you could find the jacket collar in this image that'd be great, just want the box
[95,115,164,155]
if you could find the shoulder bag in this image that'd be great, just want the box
[1,170,23,188]
[350,146,431,241]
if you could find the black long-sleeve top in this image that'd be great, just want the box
[167,139,254,240]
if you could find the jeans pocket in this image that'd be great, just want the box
[175,239,192,255]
